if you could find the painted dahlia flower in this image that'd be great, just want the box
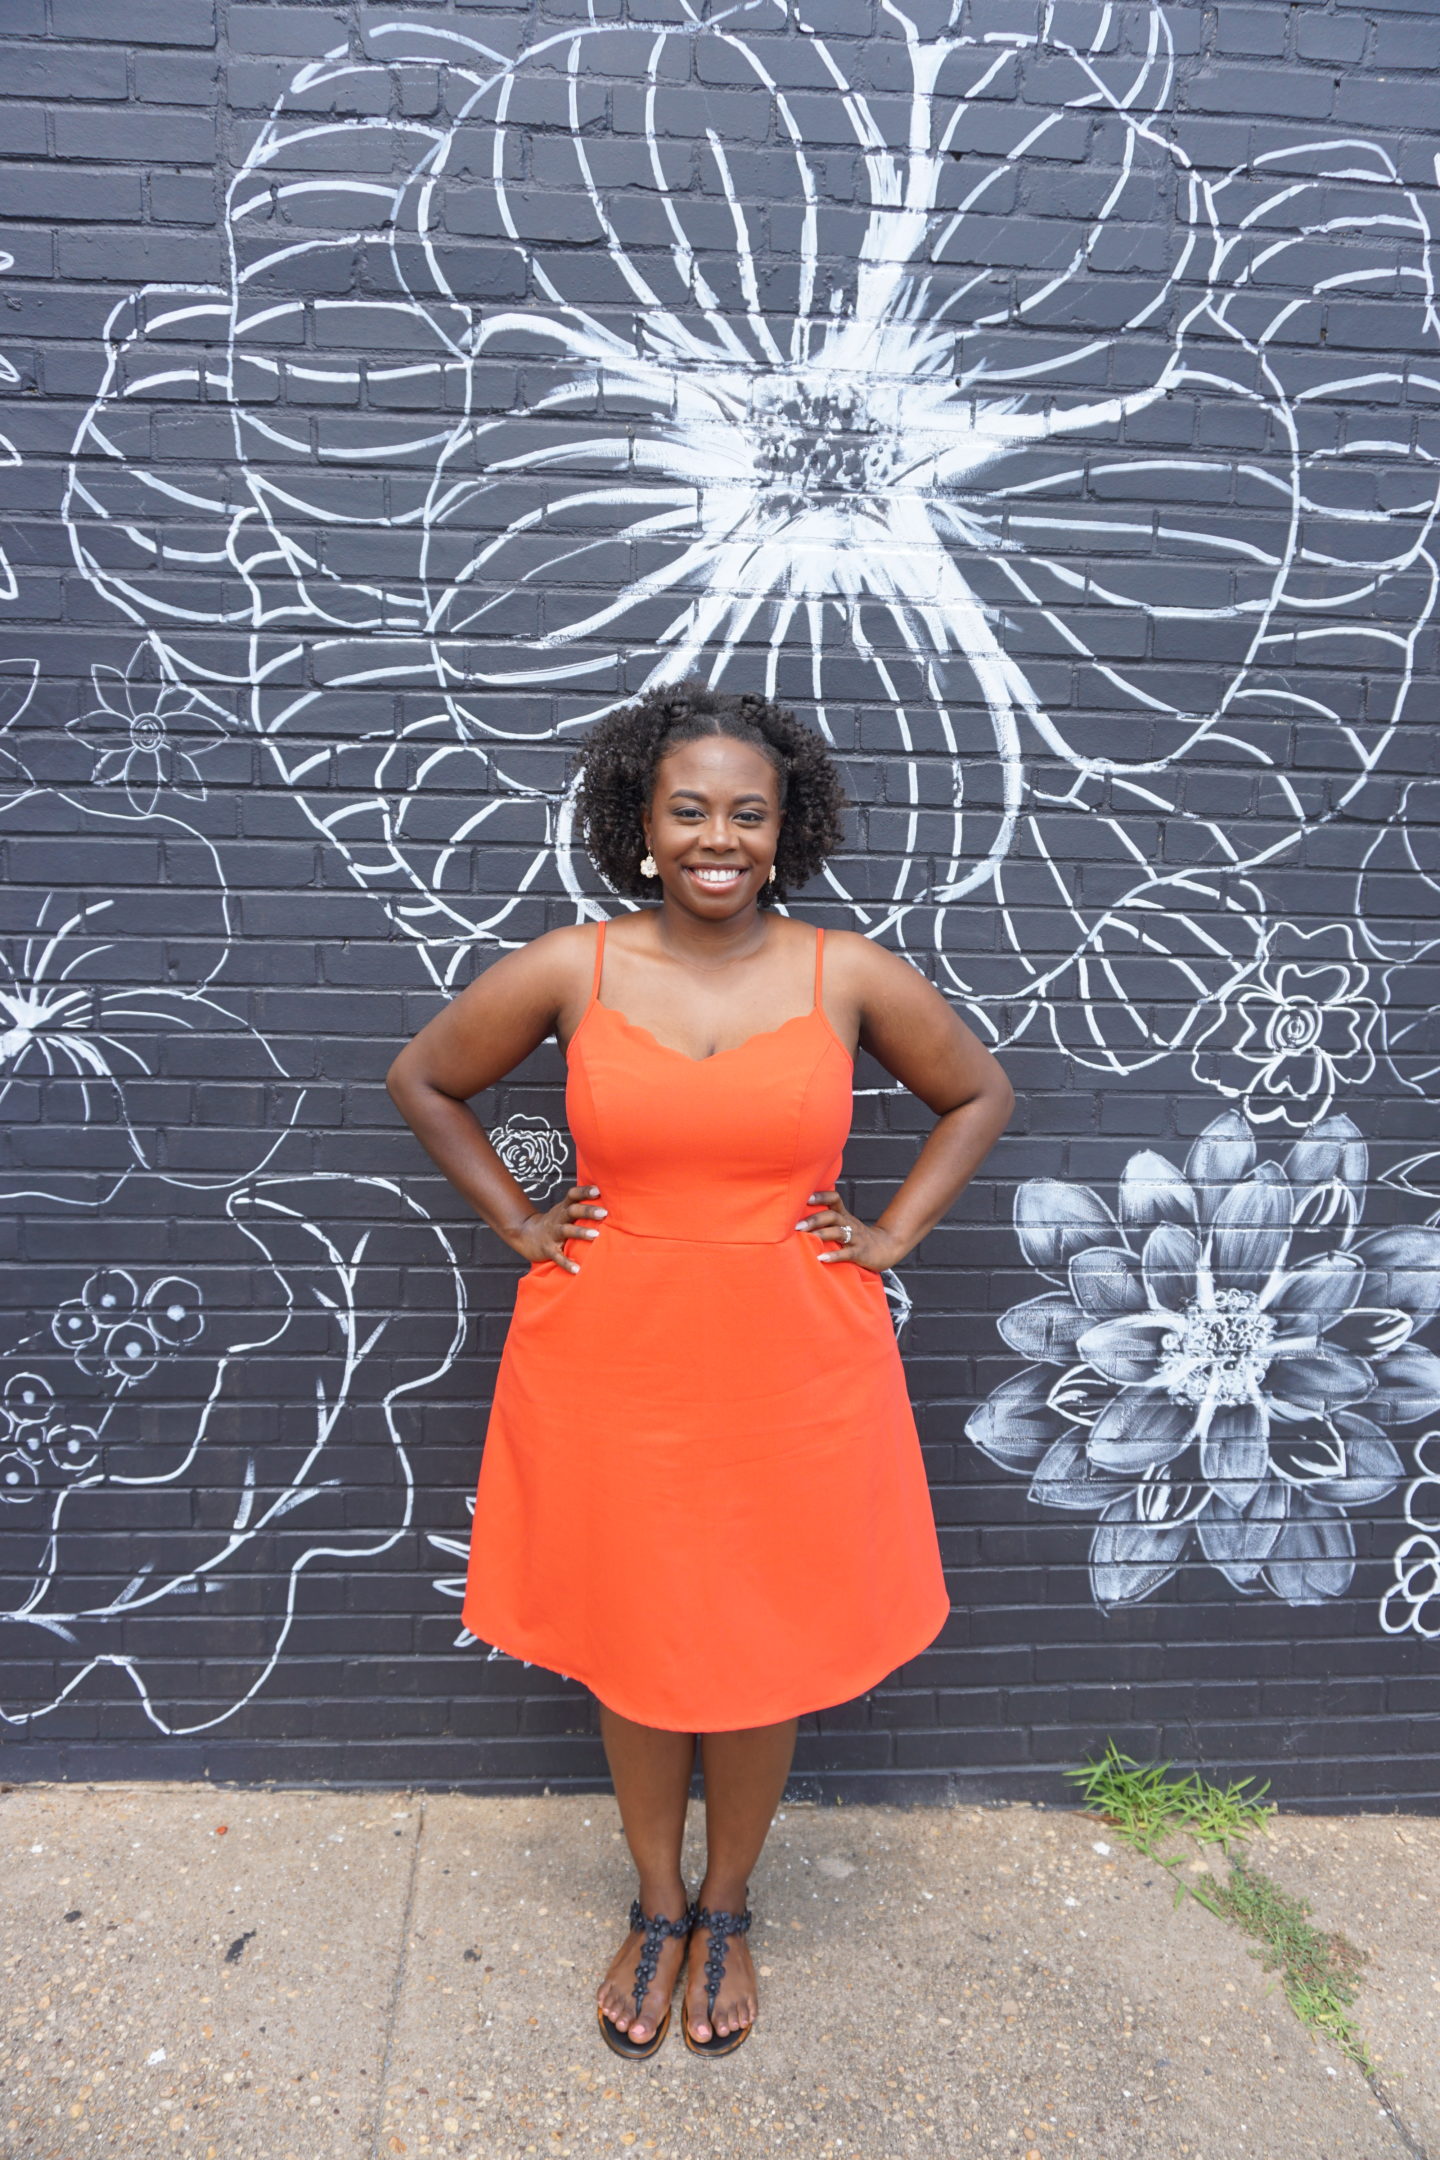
[968,1110,1440,1606]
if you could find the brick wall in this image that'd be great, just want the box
[2,0,1438,1804]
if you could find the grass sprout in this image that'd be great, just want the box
[1067,1741,1372,2072]
[1065,1738,1274,1856]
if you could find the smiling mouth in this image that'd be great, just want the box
[685,865,748,886]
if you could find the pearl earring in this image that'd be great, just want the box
[640,851,658,879]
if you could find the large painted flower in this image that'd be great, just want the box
[1190,923,1378,1128]
[969,1110,1440,1607]
[63,5,1440,1045]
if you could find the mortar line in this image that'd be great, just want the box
[366,1789,427,2160]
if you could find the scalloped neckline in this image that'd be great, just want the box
[591,1001,823,1065]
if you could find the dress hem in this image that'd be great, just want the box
[459,1595,951,1733]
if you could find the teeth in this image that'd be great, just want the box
[691,868,742,882]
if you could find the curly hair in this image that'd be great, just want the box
[572,682,848,906]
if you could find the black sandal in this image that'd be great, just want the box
[597,1898,694,2060]
[682,1904,755,2057]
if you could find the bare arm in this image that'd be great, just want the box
[800,936,1015,1271]
[385,928,605,1274]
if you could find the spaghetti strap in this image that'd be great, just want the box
[589,919,608,1007]
[813,925,825,1009]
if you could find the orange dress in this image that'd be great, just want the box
[461,922,949,1731]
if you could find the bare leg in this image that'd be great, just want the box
[685,1719,798,2043]
[594,1703,695,2043]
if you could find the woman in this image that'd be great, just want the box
[386,682,1014,2061]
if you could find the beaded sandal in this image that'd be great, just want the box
[682,1904,755,2057]
[597,1898,694,2060]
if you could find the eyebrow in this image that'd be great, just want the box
[665,787,772,806]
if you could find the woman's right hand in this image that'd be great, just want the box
[508,1185,607,1275]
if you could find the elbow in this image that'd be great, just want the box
[384,1049,413,1111]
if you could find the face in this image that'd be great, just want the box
[643,735,783,916]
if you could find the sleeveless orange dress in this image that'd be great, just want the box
[461,922,949,1731]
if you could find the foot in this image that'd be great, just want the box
[683,1891,757,2045]
[596,1890,691,2046]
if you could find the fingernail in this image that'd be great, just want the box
[594,1208,608,1218]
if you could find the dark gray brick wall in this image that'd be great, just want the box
[1,0,1438,1805]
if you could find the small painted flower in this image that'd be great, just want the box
[488,1115,570,1199]
[3,1371,54,1421]
[968,1110,1440,1609]
[142,1277,204,1348]
[0,1449,39,1504]
[1191,924,1378,1128]
[1379,1432,1440,1640]
[67,646,229,817]
[45,1423,100,1474]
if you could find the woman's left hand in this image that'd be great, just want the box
[796,1190,900,1273]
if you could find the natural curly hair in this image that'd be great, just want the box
[572,682,848,906]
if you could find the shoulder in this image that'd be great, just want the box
[817,927,926,993]
[459,922,599,1008]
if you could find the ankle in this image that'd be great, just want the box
[696,1875,749,1915]
[635,1875,688,1921]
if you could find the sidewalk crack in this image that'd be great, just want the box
[367,1791,426,2160]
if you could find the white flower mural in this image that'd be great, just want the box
[0,888,299,1209]
[68,645,232,817]
[1191,923,1379,1129]
[969,1110,1440,1608]
[0,1175,466,1736]
[488,1113,570,1199]
[61,3,1440,1068]
[1380,1432,1440,1641]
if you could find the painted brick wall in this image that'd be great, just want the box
[2,0,1438,1805]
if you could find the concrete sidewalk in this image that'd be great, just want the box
[2,1781,1434,2160]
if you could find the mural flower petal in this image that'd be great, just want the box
[965,1366,1064,1475]
[1306,1415,1403,1509]
[1029,1437,1127,1516]
[1199,1403,1270,1511]
[1263,1495,1356,1606]
[1014,1180,1119,1281]
[1076,1313,1174,1388]
[1355,1228,1440,1332]
[1268,1252,1365,1330]
[1198,1481,1289,1589]
[1209,1166,1292,1296]
[1090,1496,1191,1609]
[1186,1112,1256,1226]
[1267,1346,1375,1418]
[996,1294,1087,1366]
[1117,1151,1197,1235]
[1365,1346,1440,1429]
[1140,1223,1200,1317]
[1088,1392,1193,1475]
[1068,1246,1147,1322]
[1283,1117,1368,1234]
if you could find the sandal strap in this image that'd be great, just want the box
[693,1904,753,2021]
[627,1898,695,2022]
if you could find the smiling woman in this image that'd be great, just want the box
[384,680,1014,2063]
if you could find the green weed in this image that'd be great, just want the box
[1066,1743,1371,2072]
